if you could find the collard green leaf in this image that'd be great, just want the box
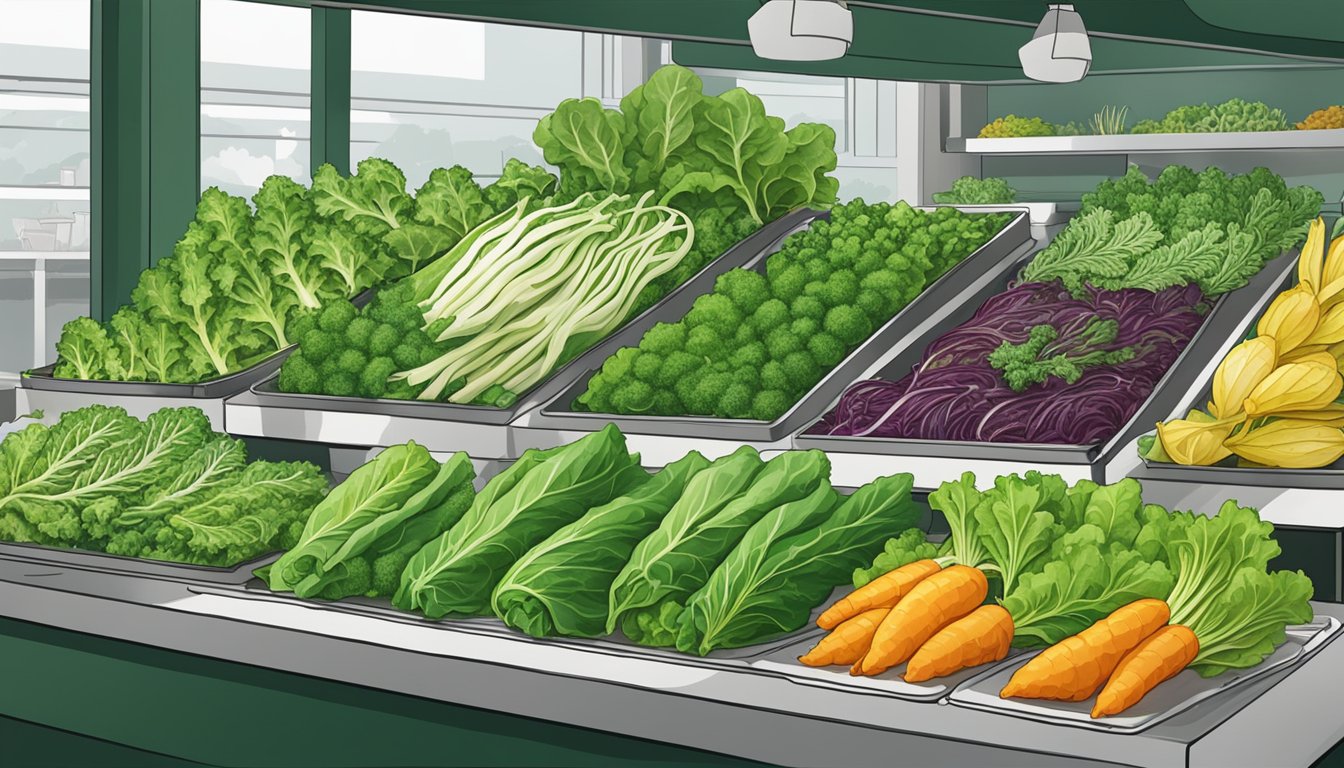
[398,425,645,618]
[620,65,704,187]
[491,451,710,638]
[679,472,918,655]
[269,442,438,594]
[1191,568,1313,677]
[973,473,1061,594]
[610,448,832,645]
[534,97,631,195]
[1081,477,1143,548]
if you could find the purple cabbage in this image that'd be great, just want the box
[811,282,1209,445]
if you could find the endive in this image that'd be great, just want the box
[1223,419,1344,468]
[1155,414,1239,466]
[1256,285,1321,354]
[1210,336,1277,418]
[1243,362,1343,418]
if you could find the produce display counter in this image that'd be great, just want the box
[0,552,1338,768]
[945,129,1344,155]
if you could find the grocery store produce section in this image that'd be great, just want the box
[6,56,1344,768]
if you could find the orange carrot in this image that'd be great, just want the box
[1000,598,1170,701]
[818,560,943,630]
[798,608,890,667]
[1091,625,1198,718]
[857,565,988,676]
[904,604,1015,683]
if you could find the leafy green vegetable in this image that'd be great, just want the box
[987,319,1138,392]
[491,451,710,638]
[852,527,940,588]
[1189,568,1313,677]
[677,472,920,655]
[268,442,442,594]
[578,201,1011,420]
[535,64,838,226]
[0,405,325,566]
[979,115,1056,138]
[932,177,1017,205]
[1131,99,1288,134]
[609,448,832,646]
[397,424,646,618]
[1022,165,1322,298]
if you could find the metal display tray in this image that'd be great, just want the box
[0,542,280,585]
[534,207,1034,444]
[242,208,824,427]
[950,617,1343,735]
[22,351,292,399]
[794,247,1298,485]
[191,578,831,672]
[19,287,375,399]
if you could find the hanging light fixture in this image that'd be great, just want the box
[1018,4,1092,83]
[748,0,853,61]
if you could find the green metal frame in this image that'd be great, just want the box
[311,6,351,175]
[90,0,200,321]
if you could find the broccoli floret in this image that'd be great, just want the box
[791,317,819,339]
[768,264,808,303]
[324,372,358,397]
[751,389,793,421]
[824,305,872,345]
[392,343,422,370]
[765,327,801,360]
[752,299,790,334]
[612,380,656,412]
[733,324,759,346]
[657,351,702,388]
[790,295,826,321]
[856,289,888,319]
[633,353,662,383]
[318,300,358,332]
[808,333,847,367]
[288,310,319,339]
[300,329,340,364]
[319,557,375,601]
[761,361,789,391]
[346,317,376,350]
[730,342,768,369]
[278,353,321,394]
[335,348,368,375]
[687,325,726,359]
[716,270,771,314]
[372,549,412,597]
[687,372,733,414]
[369,323,400,356]
[781,351,821,391]
[685,294,743,335]
[360,356,397,398]
[642,322,687,356]
[719,384,754,419]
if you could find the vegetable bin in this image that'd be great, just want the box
[227,209,823,456]
[794,248,1298,490]
[530,207,1034,447]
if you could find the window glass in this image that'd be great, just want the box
[0,0,91,378]
[200,0,310,198]
[350,11,584,188]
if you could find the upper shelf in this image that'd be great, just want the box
[945,129,1344,155]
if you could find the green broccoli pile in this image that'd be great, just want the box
[576,200,1012,421]
[276,283,459,402]
[932,176,1017,205]
[1130,99,1288,134]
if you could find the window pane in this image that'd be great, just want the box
[350,11,586,188]
[0,0,90,378]
[200,0,310,198]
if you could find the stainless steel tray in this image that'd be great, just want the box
[534,208,1033,443]
[0,541,280,585]
[243,209,824,427]
[21,288,376,399]
[949,616,1343,734]
[752,636,1028,703]
[22,351,292,399]
[190,579,830,672]
[794,248,1298,483]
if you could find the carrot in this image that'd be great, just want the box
[999,598,1170,701]
[818,560,943,630]
[1091,625,1198,718]
[798,608,890,667]
[904,604,1014,683]
[856,565,989,676]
